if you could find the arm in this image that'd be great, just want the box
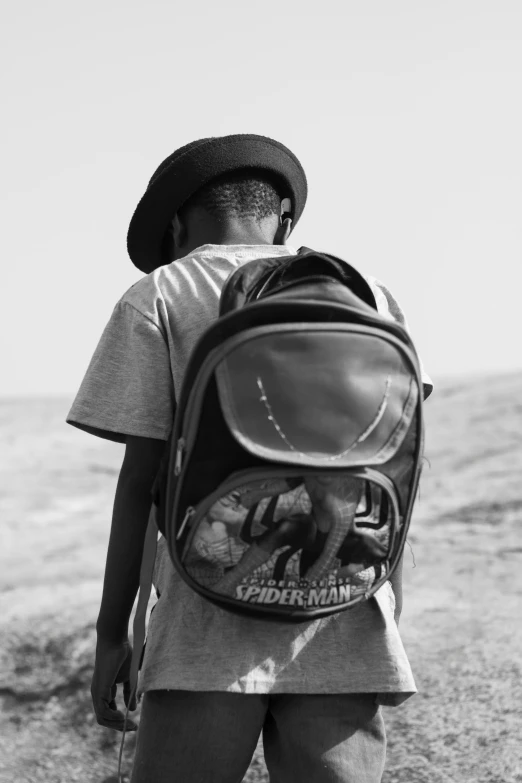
[91,435,166,730]
[96,436,166,642]
[65,299,174,727]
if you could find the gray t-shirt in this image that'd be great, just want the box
[68,243,431,705]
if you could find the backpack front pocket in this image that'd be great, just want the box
[175,467,399,617]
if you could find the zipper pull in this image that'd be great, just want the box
[177,506,195,540]
[174,437,186,476]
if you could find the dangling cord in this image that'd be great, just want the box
[406,539,416,568]
[416,456,432,503]
[117,682,138,783]
[116,504,158,782]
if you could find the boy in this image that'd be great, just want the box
[67,134,433,783]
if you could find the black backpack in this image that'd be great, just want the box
[152,248,424,620]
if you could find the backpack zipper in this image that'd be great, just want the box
[174,437,186,476]
[177,505,195,539]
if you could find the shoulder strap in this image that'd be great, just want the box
[118,504,158,781]
[220,247,377,315]
[129,504,159,696]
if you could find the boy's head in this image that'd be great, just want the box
[168,169,293,261]
[127,135,307,273]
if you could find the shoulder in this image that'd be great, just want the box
[118,253,222,324]
[364,275,407,325]
[116,261,194,332]
[118,267,168,323]
[364,274,434,399]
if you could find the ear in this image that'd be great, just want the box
[273,217,292,246]
[160,221,175,263]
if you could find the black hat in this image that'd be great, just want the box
[127,134,308,273]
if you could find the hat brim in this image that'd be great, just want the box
[127,135,308,274]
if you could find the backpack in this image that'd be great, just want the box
[154,248,424,617]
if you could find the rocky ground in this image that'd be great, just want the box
[1,375,521,782]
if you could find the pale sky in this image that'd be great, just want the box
[1,0,521,396]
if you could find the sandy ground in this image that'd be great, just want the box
[1,375,521,783]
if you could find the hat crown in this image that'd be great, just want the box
[148,137,215,188]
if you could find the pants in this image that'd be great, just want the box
[130,690,386,783]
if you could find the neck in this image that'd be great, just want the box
[208,226,275,245]
[174,214,281,260]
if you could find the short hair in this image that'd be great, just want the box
[180,168,283,222]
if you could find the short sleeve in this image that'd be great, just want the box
[67,301,174,442]
[368,277,434,400]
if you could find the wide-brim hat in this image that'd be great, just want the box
[127,134,308,273]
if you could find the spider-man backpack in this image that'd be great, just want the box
[162,248,425,608]
[130,248,426,693]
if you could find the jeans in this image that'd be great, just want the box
[130,690,386,783]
